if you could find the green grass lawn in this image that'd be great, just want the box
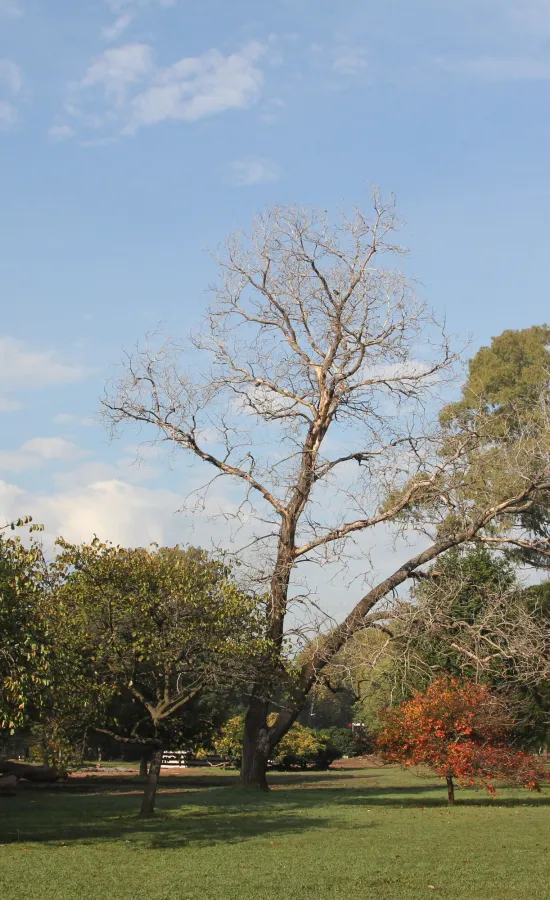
[0,766,548,900]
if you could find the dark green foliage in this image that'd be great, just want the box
[441,324,550,429]
[441,325,550,569]
[53,539,266,749]
[298,683,355,730]
[318,727,358,760]
[0,524,50,735]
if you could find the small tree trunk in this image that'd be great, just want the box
[446,775,455,806]
[239,698,271,791]
[139,746,163,817]
[139,753,149,777]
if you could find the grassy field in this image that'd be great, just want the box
[0,766,548,900]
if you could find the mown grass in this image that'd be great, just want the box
[0,766,548,900]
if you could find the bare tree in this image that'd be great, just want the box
[103,195,550,788]
[395,580,550,691]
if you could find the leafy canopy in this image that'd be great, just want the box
[0,524,50,734]
[53,540,268,744]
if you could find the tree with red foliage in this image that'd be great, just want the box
[377,677,547,805]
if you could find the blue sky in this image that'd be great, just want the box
[1,0,549,573]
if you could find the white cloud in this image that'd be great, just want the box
[52,456,160,489]
[0,336,83,390]
[21,437,83,461]
[441,55,550,80]
[61,41,266,137]
[48,124,76,141]
[228,155,281,186]
[0,0,22,18]
[0,438,84,473]
[79,43,154,106]
[53,412,95,426]
[0,451,42,472]
[0,477,187,547]
[0,472,428,622]
[332,45,368,76]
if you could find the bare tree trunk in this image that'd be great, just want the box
[139,746,163,817]
[239,697,271,790]
[446,775,455,806]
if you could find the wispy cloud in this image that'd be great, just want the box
[21,437,84,461]
[440,54,550,80]
[332,44,368,76]
[106,0,176,10]
[53,413,95,427]
[0,58,22,131]
[102,13,134,42]
[0,396,21,412]
[0,438,84,473]
[101,0,177,42]
[48,124,76,141]
[228,155,281,186]
[78,43,154,105]
[0,336,83,389]
[58,41,266,138]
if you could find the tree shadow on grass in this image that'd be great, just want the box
[4,776,547,849]
[323,785,550,809]
[0,800,375,850]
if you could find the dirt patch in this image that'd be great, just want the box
[331,755,385,769]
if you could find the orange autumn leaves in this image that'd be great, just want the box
[377,677,548,795]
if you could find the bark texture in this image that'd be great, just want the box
[139,746,163,817]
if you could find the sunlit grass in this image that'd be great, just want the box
[1,766,548,899]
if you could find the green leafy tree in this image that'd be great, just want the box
[55,540,266,815]
[0,519,49,739]
[29,592,110,769]
[441,325,550,568]
[441,325,550,430]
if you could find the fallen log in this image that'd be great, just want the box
[0,760,67,782]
